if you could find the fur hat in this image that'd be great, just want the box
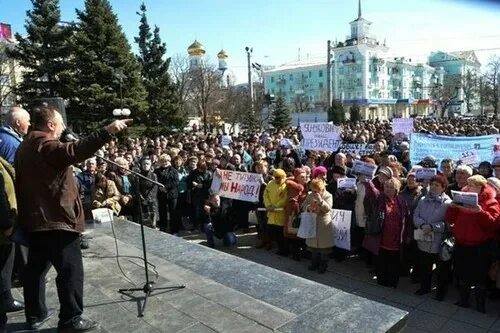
[487,177,500,193]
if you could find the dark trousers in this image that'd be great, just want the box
[0,243,15,310]
[267,225,288,255]
[377,248,400,288]
[418,250,450,293]
[13,243,28,283]
[173,193,187,233]
[24,231,83,324]
[158,197,177,233]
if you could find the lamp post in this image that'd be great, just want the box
[245,46,254,109]
[113,69,131,117]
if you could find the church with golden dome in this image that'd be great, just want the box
[187,40,234,86]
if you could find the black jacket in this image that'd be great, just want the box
[155,165,179,200]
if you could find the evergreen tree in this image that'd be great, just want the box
[69,0,146,131]
[350,103,362,122]
[327,99,345,125]
[270,96,291,130]
[8,0,74,103]
[135,3,184,133]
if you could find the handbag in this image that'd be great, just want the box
[248,210,258,225]
[297,212,317,239]
[414,229,434,242]
[439,237,455,262]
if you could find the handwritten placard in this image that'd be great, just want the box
[300,122,341,152]
[210,170,262,202]
[338,143,376,156]
[458,150,479,166]
[392,118,414,140]
[451,190,478,207]
[221,135,232,147]
[415,168,437,182]
[337,178,357,189]
[332,209,352,250]
[352,160,377,177]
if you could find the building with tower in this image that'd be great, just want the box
[187,40,234,87]
[263,0,475,121]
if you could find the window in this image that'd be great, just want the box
[271,76,274,83]
[289,85,293,91]
[289,74,293,80]
[308,71,312,78]
[319,82,324,89]
[319,70,323,77]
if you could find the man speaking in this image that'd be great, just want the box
[15,106,131,332]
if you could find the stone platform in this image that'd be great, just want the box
[6,219,407,333]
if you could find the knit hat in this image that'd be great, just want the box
[376,166,393,179]
[273,168,286,179]
[312,166,327,179]
[487,177,500,193]
[430,174,448,189]
[331,165,346,176]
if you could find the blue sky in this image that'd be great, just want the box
[1,0,499,83]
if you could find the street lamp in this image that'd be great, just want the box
[113,69,131,117]
[245,46,254,108]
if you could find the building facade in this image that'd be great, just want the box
[0,23,19,114]
[263,0,476,120]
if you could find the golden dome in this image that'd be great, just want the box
[217,49,228,59]
[187,40,205,56]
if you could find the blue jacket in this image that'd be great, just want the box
[0,125,23,165]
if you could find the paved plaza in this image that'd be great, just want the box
[5,220,500,332]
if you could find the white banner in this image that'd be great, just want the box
[332,209,351,250]
[352,160,377,177]
[300,122,341,152]
[415,168,437,182]
[337,178,357,189]
[338,143,376,156]
[210,170,261,202]
[458,150,479,166]
[392,118,414,140]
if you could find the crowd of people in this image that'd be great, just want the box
[1,106,500,332]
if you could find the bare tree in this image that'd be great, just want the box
[484,56,500,115]
[170,54,193,111]
[430,74,461,117]
[462,69,478,114]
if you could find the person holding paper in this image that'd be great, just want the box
[91,173,122,215]
[445,175,500,313]
[446,165,472,197]
[264,169,289,256]
[302,179,333,274]
[413,175,452,300]
[363,177,408,288]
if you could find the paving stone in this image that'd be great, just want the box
[178,322,218,333]
[233,297,296,330]
[418,299,458,318]
[440,319,488,333]
[451,308,497,329]
[407,309,448,332]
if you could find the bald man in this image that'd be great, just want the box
[0,107,31,164]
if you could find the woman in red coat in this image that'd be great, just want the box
[284,168,308,260]
[445,175,500,313]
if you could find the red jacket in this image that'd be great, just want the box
[446,185,500,246]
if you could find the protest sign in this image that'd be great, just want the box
[210,170,261,202]
[415,168,437,182]
[352,160,377,177]
[451,190,478,207]
[280,138,294,148]
[332,209,351,250]
[92,208,114,223]
[410,133,495,167]
[458,150,479,166]
[221,135,232,147]
[338,143,376,156]
[337,178,357,189]
[392,118,414,140]
[300,122,341,151]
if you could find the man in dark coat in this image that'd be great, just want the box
[15,107,131,332]
[155,154,179,233]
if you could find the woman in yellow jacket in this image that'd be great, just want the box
[264,169,289,256]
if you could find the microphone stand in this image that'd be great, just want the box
[96,155,185,317]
